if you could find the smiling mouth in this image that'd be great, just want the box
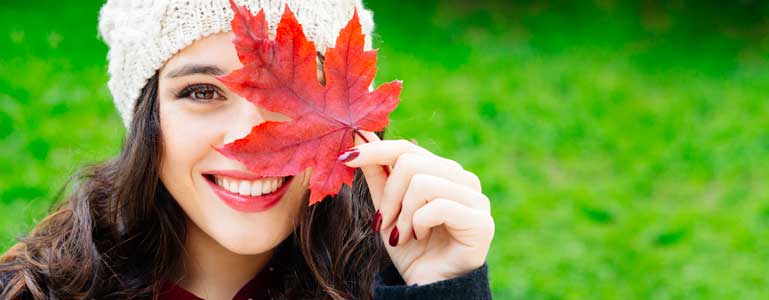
[202,174,293,197]
[202,171,295,213]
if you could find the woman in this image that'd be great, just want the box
[0,0,495,299]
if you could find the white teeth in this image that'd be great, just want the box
[251,181,263,197]
[261,179,271,194]
[239,181,250,195]
[212,175,285,196]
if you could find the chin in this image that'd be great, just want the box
[209,223,288,255]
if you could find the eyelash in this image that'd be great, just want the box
[175,83,226,102]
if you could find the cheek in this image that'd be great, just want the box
[158,100,224,232]
[158,102,219,190]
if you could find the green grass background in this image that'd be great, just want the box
[2,0,769,298]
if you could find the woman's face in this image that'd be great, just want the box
[156,31,312,254]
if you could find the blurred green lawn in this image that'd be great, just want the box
[3,0,769,299]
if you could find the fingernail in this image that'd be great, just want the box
[372,210,382,232]
[389,226,399,247]
[412,228,418,241]
[337,149,360,162]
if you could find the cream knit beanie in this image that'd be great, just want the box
[98,0,375,129]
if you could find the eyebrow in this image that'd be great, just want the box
[165,64,227,78]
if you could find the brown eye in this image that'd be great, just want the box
[176,83,225,102]
[193,88,214,99]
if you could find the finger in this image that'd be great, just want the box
[350,131,387,208]
[378,154,483,232]
[393,174,490,246]
[412,198,495,258]
[342,138,436,168]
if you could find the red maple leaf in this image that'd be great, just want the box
[215,1,402,204]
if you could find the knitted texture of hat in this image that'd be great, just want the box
[98,0,376,129]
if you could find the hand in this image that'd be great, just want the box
[340,131,495,285]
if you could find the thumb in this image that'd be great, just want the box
[352,130,390,209]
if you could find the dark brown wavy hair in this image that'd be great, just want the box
[0,72,389,300]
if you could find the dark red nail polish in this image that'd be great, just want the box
[337,149,360,162]
[372,210,382,232]
[389,226,399,247]
[412,228,418,241]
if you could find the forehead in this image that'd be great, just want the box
[160,31,241,76]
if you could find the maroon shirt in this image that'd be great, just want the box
[158,262,284,300]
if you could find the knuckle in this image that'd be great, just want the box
[443,158,464,170]
[406,174,425,201]
[397,138,430,155]
[411,205,422,218]
[473,212,494,237]
[483,214,495,234]
[411,209,426,227]
[395,139,413,149]
[394,151,422,170]
[462,170,482,191]
[483,216,496,244]
[478,193,491,211]
[408,173,431,193]
[489,218,496,238]
[431,197,453,210]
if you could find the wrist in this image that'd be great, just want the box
[403,269,470,286]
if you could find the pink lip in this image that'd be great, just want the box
[203,173,294,213]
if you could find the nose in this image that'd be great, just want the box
[224,96,290,144]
